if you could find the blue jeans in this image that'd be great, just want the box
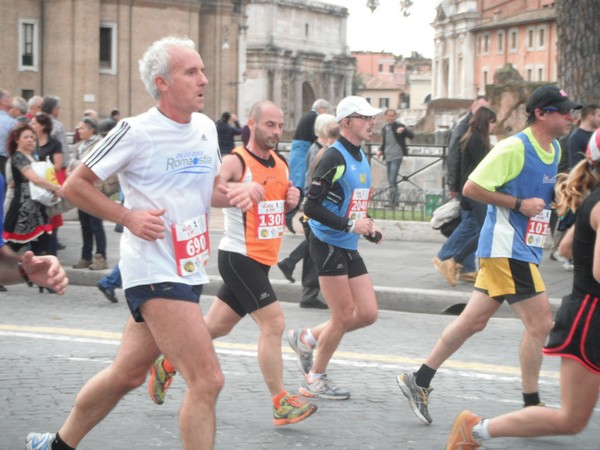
[78,209,106,260]
[437,208,477,272]
[288,139,311,190]
[99,263,122,290]
[386,157,402,206]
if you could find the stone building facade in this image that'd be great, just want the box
[0,0,354,133]
[432,0,557,100]
[243,0,354,131]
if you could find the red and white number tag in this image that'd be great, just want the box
[256,200,285,240]
[171,215,210,276]
[347,188,370,220]
[525,208,551,248]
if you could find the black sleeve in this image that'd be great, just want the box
[446,115,469,192]
[303,147,350,231]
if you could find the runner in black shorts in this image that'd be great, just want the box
[148,100,317,427]
[286,96,384,400]
[446,128,600,449]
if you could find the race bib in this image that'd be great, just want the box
[347,188,370,220]
[171,215,210,277]
[525,208,551,248]
[256,200,285,240]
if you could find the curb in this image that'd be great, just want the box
[66,268,561,318]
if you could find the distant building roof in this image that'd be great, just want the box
[472,8,556,31]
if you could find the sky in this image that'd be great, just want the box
[323,0,439,58]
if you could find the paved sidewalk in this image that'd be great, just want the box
[59,208,573,317]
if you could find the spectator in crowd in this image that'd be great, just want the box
[278,113,339,309]
[0,166,67,293]
[0,89,18,181]
[41,96,70,168]
[433,96,491,281]
[68,117,107,270]
[216,111,242,155]
[434,106,497,286]
[99,109,121,136]
[378,108,414,208]
[3,124,62,293]
[567,104,600,168]
[97,262,121,303]
[26,95,43,120]
[286,99,330,233]
[9,96,29,123]
[31,112,65,255]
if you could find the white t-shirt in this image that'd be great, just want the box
[83,107,221,289]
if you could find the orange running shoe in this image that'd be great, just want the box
[273,394,317,426]
[148,355,177,405]
[446,410,482,450]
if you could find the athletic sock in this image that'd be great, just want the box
[53,432,76,450]
[471,418,490,442]
[414,364,436,388]
[272,390,287,408]
[523,391,541,407]
[307,371,322,382]
[304,329,317,347]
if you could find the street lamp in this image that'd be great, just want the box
[366,0,413,16]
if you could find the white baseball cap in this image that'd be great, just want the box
[336,96,383,122]
[587,129,600,163]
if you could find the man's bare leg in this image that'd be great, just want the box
[311,274,377,374]
[58,317,160,447]
[142,299,224,450]
[510,292,553,394]
[425,290,500,369]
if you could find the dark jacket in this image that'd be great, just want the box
[381,121,414,158]
[216,120,242,155]
[445,112,472,193]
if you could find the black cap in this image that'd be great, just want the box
[526,86,582,114]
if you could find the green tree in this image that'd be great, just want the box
[556,0,600,103]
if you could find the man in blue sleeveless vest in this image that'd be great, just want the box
[286,96,384,399]
[397,86,581,426]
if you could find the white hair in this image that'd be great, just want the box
[138,36,196,101]
[314,113,337,139]
[312,98,330,112]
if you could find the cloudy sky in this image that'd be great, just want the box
[323,0,439,58]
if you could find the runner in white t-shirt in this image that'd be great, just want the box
[25,37,261,450]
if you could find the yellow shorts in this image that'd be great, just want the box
[474,257,545,303]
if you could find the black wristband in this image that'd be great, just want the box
[18,262,30,284]
[514,197,522,212]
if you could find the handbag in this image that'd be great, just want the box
[29,160,60,207]
[46,198,76,217]
[98,174,120,197]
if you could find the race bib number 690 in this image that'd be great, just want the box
[171,215,210,276]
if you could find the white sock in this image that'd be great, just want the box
[307,371,322,381]
[471,419,490,441]
[304,328,317,347]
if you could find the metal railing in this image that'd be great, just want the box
[251,140,448,221]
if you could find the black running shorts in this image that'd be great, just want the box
[308,231,368,278]
[544,292,600,375]
[217,250,277,317]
